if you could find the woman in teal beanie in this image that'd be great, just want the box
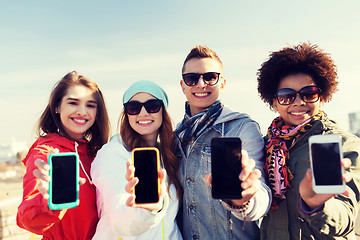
[91,80,183,239]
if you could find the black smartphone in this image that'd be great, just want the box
[309,134,345,194]
[211,137,243,199]
[132,147,160,204]
[48,152,79,210]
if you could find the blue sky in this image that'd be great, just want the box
[1,1,360,145]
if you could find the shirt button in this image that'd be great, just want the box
[187,177,194,183]
[188,204,196,210]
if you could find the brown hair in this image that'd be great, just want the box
[36,71,111,156]
[257,42,338,109]
[182,45,223,73]
[119,106,183,199]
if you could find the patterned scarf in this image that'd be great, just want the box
[265,110,325,210]
[176,100,223,155]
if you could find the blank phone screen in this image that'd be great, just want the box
[311,142,342,185]
[134,150,159,203]
[51,155,77,204]
[211,138,243,199]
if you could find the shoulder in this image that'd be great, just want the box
[217,106,259,125]
[93,136,130,164]
[215,106,261,135]
[23,134,65,164]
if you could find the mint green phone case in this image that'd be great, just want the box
[48,152,79,210]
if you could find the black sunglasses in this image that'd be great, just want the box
[182,72,220,86]
[276,86,321,105]
[123,99,163,115]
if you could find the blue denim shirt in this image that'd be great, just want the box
[176,106,271,240]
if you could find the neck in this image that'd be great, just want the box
[142,132,158,147]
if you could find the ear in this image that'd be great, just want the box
[319,97,324,108]
[219,77,226,93]
[180,79,186,94]
[272,99,278,112]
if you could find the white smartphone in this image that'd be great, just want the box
[309,134,345,194]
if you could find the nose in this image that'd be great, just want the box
[138,105,149,115]
[293,93,306,105]
[195,75,206,88]
[77,104,87,116]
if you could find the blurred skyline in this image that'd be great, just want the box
[1,1,360,145]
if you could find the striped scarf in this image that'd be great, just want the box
[265,110,325,210]
[176,100,223,155]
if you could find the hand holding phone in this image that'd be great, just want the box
[131,147,160,204]
[211,137,243,199]
[309,134,345,194]
[48,152,80,210]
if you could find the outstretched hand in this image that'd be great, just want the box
[125,159,166,212]
[33,148,86,200]
[204,150,262,207]
[299,158,353,210]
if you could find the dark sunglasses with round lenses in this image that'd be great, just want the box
[182,72,220,86]
[124,99,163,115]
[276,86,321,105]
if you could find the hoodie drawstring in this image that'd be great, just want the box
[75,141,93,185]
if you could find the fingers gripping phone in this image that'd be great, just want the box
[211,137,243,199]
[48,152,80,210]
[132,147,160,204]
[309,134,345,194]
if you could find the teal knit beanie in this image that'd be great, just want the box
[122,80,169,109]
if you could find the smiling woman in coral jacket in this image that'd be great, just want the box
[16,71,110,240]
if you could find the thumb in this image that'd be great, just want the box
[301,169,313,186]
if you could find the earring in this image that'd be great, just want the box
[55,109,59,114]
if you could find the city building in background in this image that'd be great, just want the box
[0,138,28,164]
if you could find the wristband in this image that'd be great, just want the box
[220,199,250,213]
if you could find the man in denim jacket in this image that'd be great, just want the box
[175,45,271,240]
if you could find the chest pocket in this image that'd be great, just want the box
[201,145,212,175]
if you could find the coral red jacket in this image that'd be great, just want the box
[17,133,98,240]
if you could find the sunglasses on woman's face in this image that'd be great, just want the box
[182,72,220,86]
[276,86,321,105]
[123,99,163,115]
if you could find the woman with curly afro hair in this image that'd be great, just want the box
[257,42,360,240]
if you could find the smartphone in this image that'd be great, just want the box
[309,134,345,194]
[48,152,80,210]
[211,137,243,199]
[132,147,160,204]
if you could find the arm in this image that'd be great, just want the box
[228,120,271,221]
[299,137,360,236]
[16,145,67,235]
[91,142,169,237]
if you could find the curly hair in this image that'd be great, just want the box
[257,42,339,109]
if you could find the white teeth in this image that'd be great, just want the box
[138,120,152,124]
[74,119,85,123]
[291,112,306,116]
[194,92,208,97]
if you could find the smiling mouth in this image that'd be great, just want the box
[138,120,153,125]
[193,92,210,97]
[72,118,87,124]
[290,111,308,116]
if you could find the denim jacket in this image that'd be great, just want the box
[176,106,271,240]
